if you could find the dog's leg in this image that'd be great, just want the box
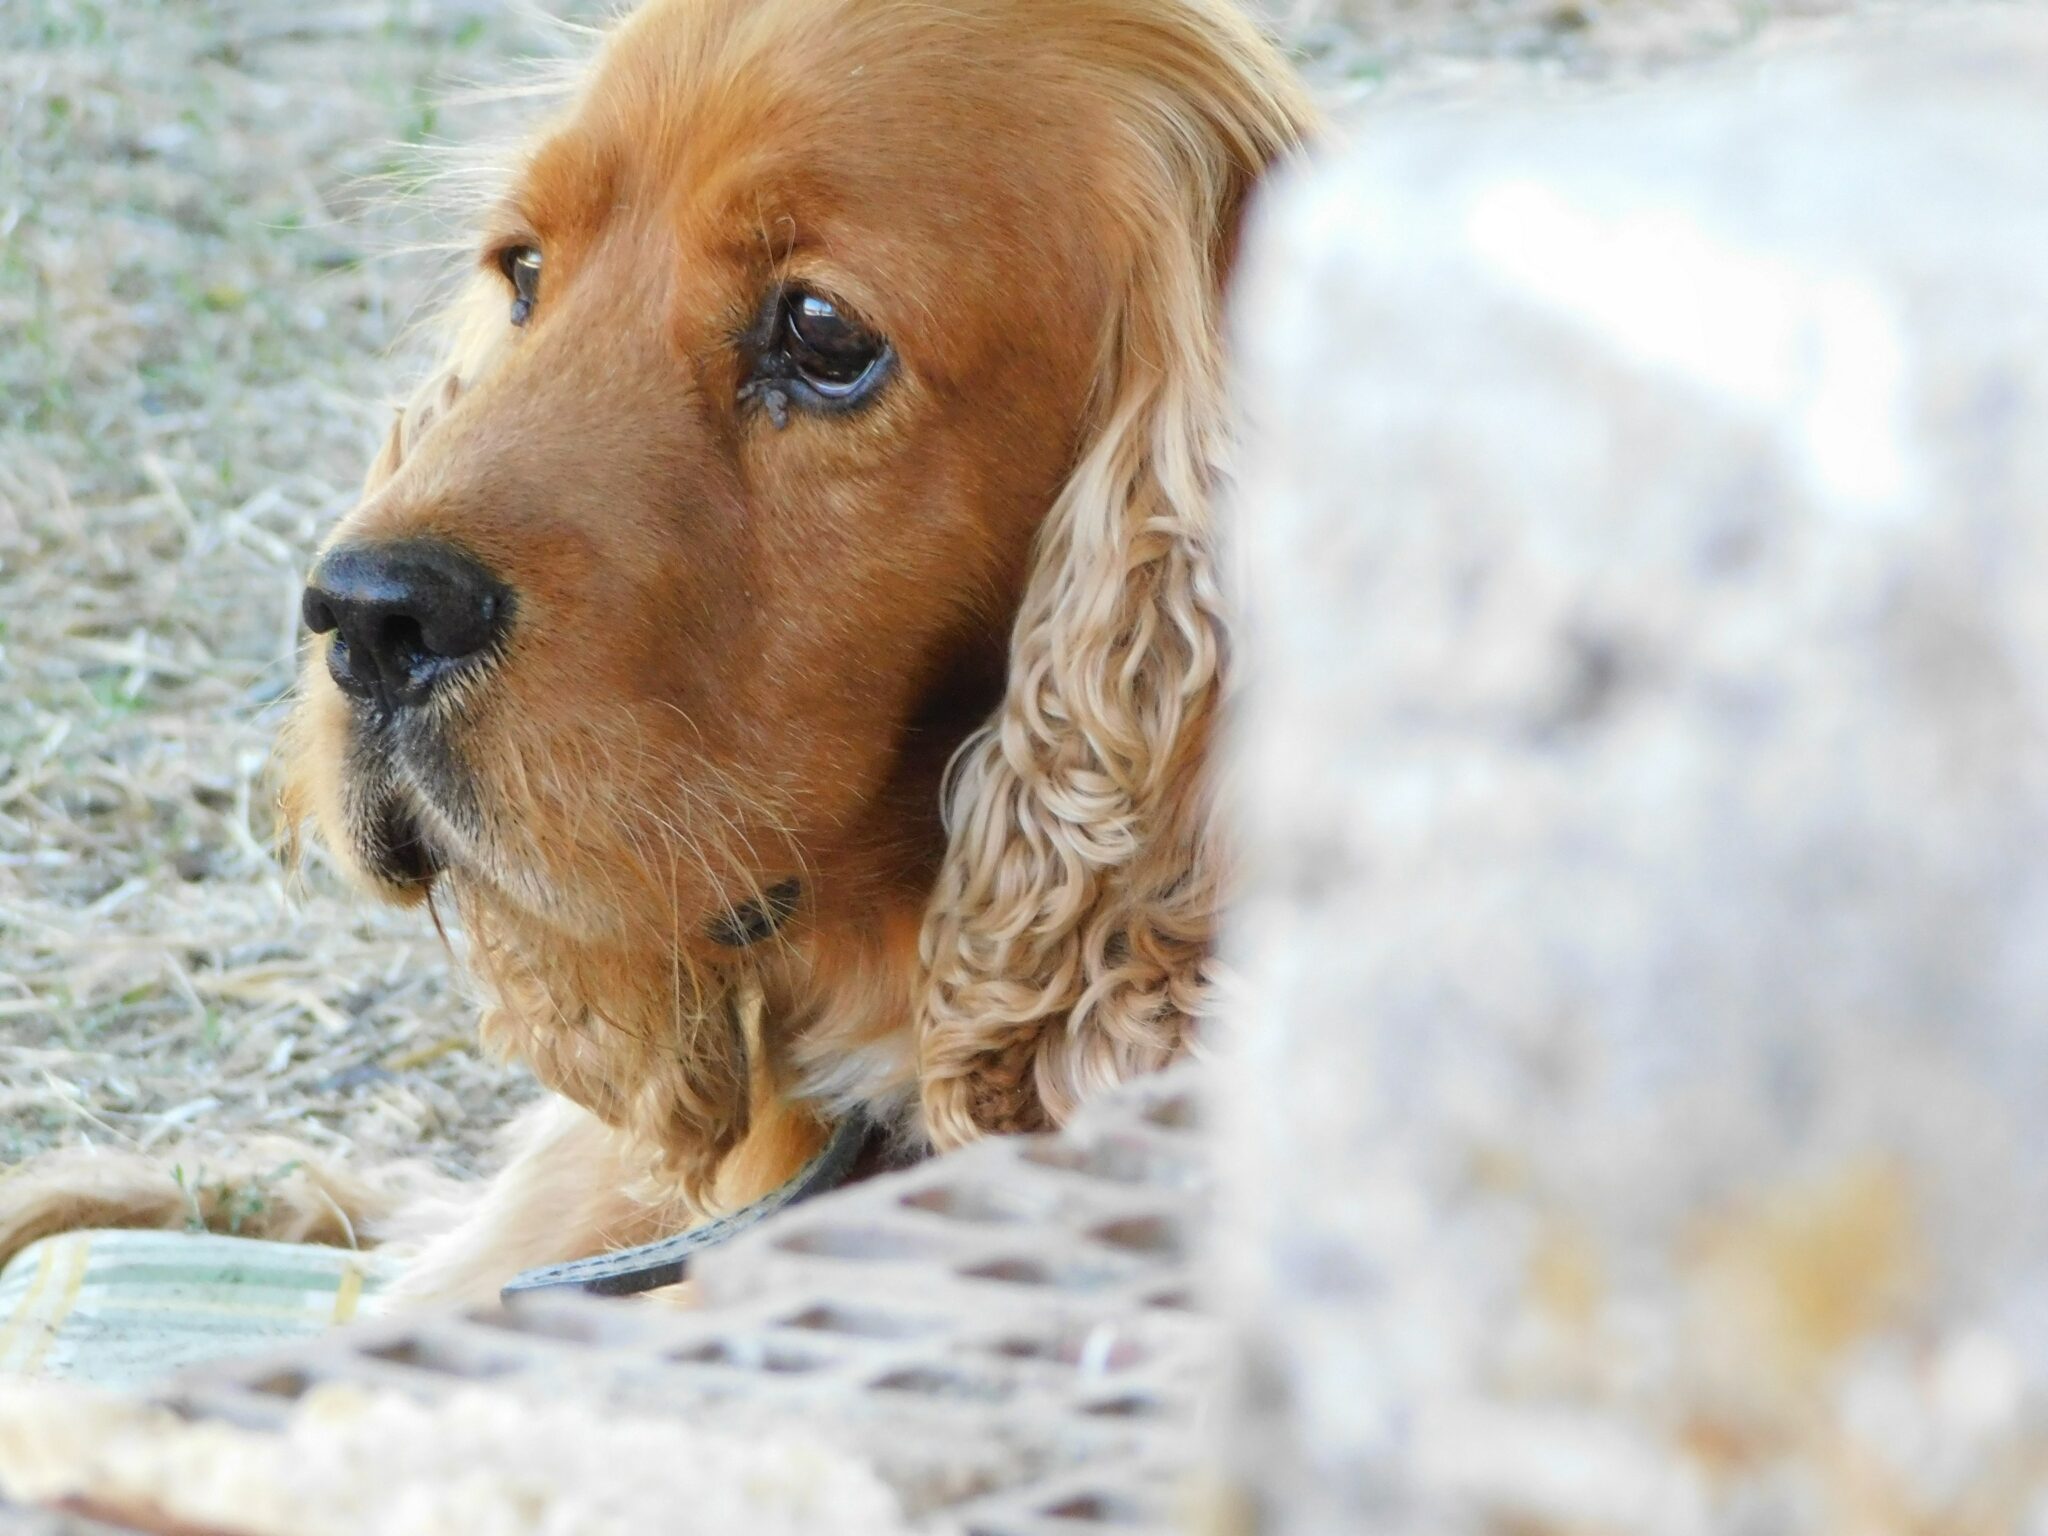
[375,1092,829,1310]
[0,1139,437,1271]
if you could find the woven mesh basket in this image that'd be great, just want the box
[2,1063,1219,1535]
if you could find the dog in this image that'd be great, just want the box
[2,0,1314,1305]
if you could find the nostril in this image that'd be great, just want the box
[302,591,339,636]
[416,597,496,662]
[377,613,426,663]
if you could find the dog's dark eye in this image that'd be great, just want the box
[740,287,890,424]
[499,246,542,326]
[780,291,884,397]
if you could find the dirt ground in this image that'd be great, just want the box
[0,0,1947,1190]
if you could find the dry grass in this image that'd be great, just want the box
[0,0,1924,1190]
[0,0,592,1179]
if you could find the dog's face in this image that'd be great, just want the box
[283,0,1310,1174]
[287,0,1128,959]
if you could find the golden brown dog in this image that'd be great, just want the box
[3,0,1313,1304]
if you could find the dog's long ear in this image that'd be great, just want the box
[915,5,1315,1147]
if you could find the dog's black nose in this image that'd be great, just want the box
[303,540,510,710]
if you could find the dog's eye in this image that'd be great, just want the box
[739,287,890,424]
[499,246,542,326]
[780,291,883,396]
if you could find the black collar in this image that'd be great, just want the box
[500,1110,882,1299]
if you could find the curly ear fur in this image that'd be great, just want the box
[915,1,1315,1146]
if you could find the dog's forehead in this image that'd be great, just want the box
[529,0,1117,265]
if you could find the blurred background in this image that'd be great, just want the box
[0,0,1928,1184]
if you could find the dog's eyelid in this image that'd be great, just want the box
[481,233,536,269]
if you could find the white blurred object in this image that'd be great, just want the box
[1220,12,2048,1534]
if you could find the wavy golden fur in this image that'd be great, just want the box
[0,0,1313,1303]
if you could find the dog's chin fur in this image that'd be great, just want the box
[280,656,927,1216]
[0,0,1316,1306]
[278,694,760,1208]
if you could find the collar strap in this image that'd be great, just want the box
[500,1110,880,1300]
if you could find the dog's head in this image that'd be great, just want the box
[280,0,1311,1194]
